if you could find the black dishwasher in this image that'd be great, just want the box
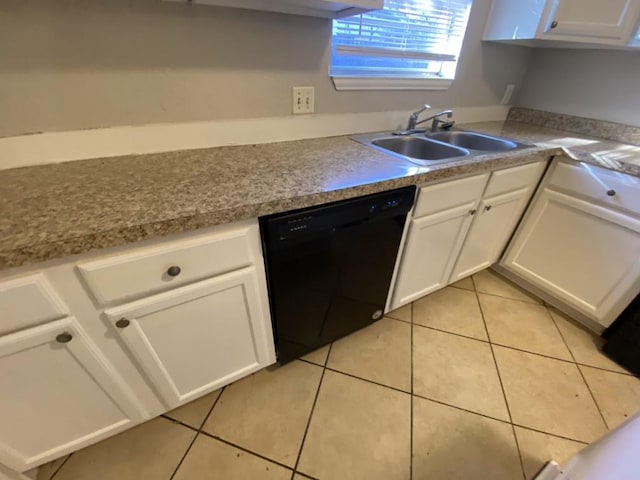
[260,186,416,364]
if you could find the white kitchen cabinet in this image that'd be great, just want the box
[484,0,640,47]
[391,202,479,309]
[103,266,273,408]
[389,161,546,310]
[0,219,276,478]
[78,220,255,306]
[449,188,532,282]
[0,317,146,472]
[450,161,546,282]
[0,274,68,336]
[389,173,490,309]
[502,189,640,327]
[169,0,383,19]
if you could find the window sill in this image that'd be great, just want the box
[331,77,453,91]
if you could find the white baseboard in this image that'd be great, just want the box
[0,105,510,170]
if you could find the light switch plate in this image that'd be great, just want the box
[292,86,315,114]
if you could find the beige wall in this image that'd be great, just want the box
[0,0,533,137]
[516,48,640,127]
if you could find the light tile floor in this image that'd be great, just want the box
[40,270,640,480]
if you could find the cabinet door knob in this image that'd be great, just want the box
[550,20,558,29]
[484,205,492,212]
[167,265,181,277]
[606,189,616,197]
[115,318,131,329]
[56,332,73,343]
[469,209,477,216]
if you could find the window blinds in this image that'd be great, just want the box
[331,0,473,78]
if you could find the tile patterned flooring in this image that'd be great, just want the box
[39,270,640,480]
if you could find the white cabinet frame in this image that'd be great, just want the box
[104,267,274,408]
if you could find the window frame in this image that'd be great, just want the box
[330,0,472,91]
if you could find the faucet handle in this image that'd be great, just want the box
[407,104,431,130]
[414,104,431,115]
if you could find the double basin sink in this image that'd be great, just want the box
[353,129,533,166]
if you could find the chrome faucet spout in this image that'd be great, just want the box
[405,106,455,132]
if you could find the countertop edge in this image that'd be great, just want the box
[1,147,561,271]
[4,116,640,273]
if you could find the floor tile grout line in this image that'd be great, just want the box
[573,362,636,377]
[291,471,321,480]
[324,366,411,395]
[167,431,200,480]
[471,274,526,480]
[575,363,611,430]
[412,386,511,424]
[410,300,414,480]
[400,298,624,376]
[386,314,412,325]
[48,452,73,480]
[298,357,325,368]
[161,415,199,432]
[511,423,590,446]
[290,343,333,480]
[197,386,226,431]
[197,430,299,474]
[412,315,588,367]
[471,274,513,424]
[544,307,635,376]
[412,319,491,344]
[448,284,475,292]
[490,342,575,365]
[476,288,543,306]
[546,307,611,430]
[168,386,227,480]
[320,365,512,426]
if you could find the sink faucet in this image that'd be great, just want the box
[406,104,431,131]
[406,106,455,131]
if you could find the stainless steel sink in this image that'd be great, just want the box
[353,129,533,166]
[371,137,468,162]
[426,131,519,151]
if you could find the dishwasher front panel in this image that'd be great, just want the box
[261,186,415,364]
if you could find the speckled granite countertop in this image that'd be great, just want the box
[1,119,639,270]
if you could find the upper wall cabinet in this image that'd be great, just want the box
[484,0,640,48]
[170,0,383,19]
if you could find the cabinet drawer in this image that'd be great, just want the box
[0,274,68,335]
[78,222,257,306]
[413,173,489,218]
[484,161,546,197]
[548,160,640,216]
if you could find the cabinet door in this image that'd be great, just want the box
[0,318,146,472]
[502,189,640,327]
[391,202,476,309]
[104,267,275,408]
[541,0,640,43]
[450,188,530,282]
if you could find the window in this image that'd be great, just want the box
[633,25,640,46]
[330,0,473,90]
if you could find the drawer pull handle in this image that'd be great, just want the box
[550,20,558,29]
[56,332,73,343]
[167,266,182,277]
[484,205,492,212]
[581,164,617,199]
[469,209,477,216]
[115,318,130,329]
